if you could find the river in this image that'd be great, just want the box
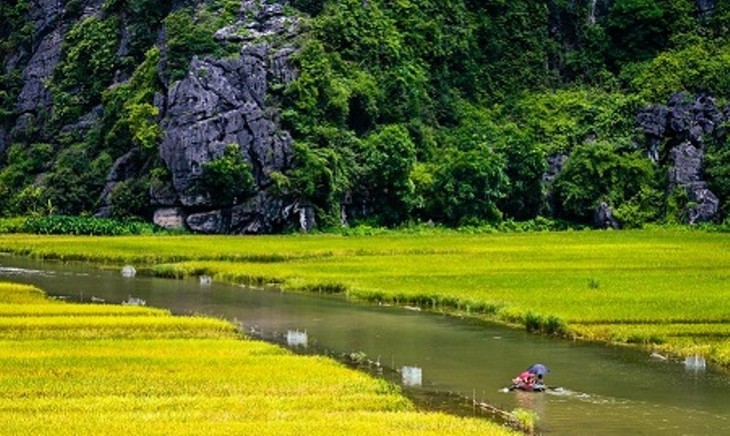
[1,255,728,434]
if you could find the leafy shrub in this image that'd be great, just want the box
[42,146,112,215]
[705,145,730,221]
[510,89,640,155]
[285,131,359,226]
[630,39,730,102]
[361,124,417,225]
[613,185,664,228]
[50,16,120,126]
[511,408,539,433]
[0,143,52,186]
[553,141,660,223]
[664,186,691,224]
[524,311,567,335]
[0,0,32,57]
[21,215,162,235]
[162,9,218,82]
[101,47,162,156]
[524,311,543,333]
[8,185,45,215]
[109,178,151,220]
[605,0,694,66]
[428,147,507,226]
[434,102,546,220]
[162,2,239,83]
[282,39,372,136]
[0,217,27,233]
[496,131,546,221]
[290,0,326,16]
[606,0,668,65]
[0,143,54,216]
[201,144,255,206]
[476,0,556,98]
[104,0,172,65]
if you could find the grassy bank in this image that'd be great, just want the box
[0,282,513,435]
[0,229,729,368]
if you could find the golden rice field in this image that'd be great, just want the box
[0,282,513,435]
[0,229,728,367]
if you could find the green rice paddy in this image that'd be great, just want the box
[0,229,728,368]
[0,282,513,435]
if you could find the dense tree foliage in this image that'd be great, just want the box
[201,144,255,206]
[50,16,120,126]
[1,0,730,229]
[361,124,418,225]
[277,0,730,228]
[0,0,31,124]
[552,141,661,222]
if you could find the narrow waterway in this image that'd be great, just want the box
[1,255,728,434]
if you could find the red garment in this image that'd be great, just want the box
[513,371,534,386]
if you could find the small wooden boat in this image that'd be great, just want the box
[510,382,546,392]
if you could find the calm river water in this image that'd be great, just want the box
[1,255,728,434]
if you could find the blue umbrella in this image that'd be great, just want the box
[527,363,549,377]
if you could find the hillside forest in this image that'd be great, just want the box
[2,0,730,233]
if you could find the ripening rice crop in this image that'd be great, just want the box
[0,282,514,435]
[76,229,727,367]
[0,303,168,317]
[1,229,728,367]
[0,282,48,304]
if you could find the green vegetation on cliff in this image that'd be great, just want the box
[278,0,730,228]
[1,0,730,230]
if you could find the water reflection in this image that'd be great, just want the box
[402,366,423,387]
[121,265,136,278]
[685,355,707,372]
[286,330,308,348]
[513,390,546,417]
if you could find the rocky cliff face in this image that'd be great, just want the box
[7,0,313,233]
[11,0,105,141]
[6,0,307,233]
[637,93,728,223]
[2,0,727,232]
[15,0,65,117]
[153,1,304,233]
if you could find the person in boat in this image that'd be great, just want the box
[511,363,549,391]
[527,363,548,389]
[511,370,536,390]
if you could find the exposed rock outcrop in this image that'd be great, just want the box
[96,149,147,218]
[160,54,293,206]
[10,0,66,144]
[541,153,568,217]
[668,142,720,223]
[153,207,187,230]
[5,0,727,233]
[542,153,568,185]
[637,93,727,153]
[185,192,310,234]
[154,0,303,233]
[637,93,727,223]
[594,201,619,229]
[14,0,106,125]
[16,29,62,116]
[697,0,717,16]
[588,0,613,24]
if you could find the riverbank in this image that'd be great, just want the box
[0,282,515,435]
[0,229,728,369]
